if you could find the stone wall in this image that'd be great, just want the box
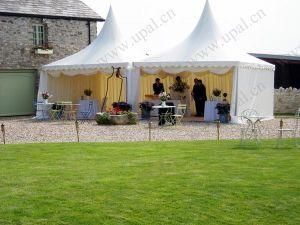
[274,87,300,114]
[0,15,97,70]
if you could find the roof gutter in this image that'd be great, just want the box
[0,12,105,22]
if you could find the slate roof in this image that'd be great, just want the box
[0,0,104,21]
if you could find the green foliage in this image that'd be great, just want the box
[213,88,222,97]
[96,112,138,125]
[95,112,112,125]
[0,140,299,225]
[127,112,138,125]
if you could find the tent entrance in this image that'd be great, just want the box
[139,69,233,116]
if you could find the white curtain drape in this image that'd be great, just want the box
[141,66,232,75]
[126,66,141,112]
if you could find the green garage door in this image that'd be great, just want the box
[0,70,36,116]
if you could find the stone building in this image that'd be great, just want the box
[251,53,300,89]
[251,53,300,113]
[0,0,104,116]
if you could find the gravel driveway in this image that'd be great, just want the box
[0,116,298,144]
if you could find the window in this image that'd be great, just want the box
[33,25,45,46]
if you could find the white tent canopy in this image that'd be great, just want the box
[42,6,130,76]
[134,0,274,72]
[132,0,275,121]
[38,6,141,107]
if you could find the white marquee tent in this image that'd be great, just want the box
[38,1,275,122]
[132,0,275,122]
[38,6,141,110]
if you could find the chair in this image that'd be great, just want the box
[172,104,187,125]
[158,102,175,126]
[63,103,78,121]
[277,109,300,148]
[49,103,63,120]
[80,100,93,122]
[240,109,262,143]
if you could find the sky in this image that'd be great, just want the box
[82,0,300,57]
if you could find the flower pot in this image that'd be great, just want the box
[219,114,229,123]
[35,48,54,55]
[110,114,128,125]
[141,109,151,119]
[161,101,166,107]
[43,99,48,104]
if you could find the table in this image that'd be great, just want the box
[204,101,222,122]
[152,105,176,126]
[35,102,54,119]
[240,116,266,142]
[149,100,181,117]
[57,103,80,120]
[77,99,99,119]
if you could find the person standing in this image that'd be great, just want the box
[198,79,207,116]
[153,78,164,95]
[192,79,207,116]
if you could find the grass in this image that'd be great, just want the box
[0,140,299,225]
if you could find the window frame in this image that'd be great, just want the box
[33,24,45,46]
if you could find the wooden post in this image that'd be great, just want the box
[217,120,220,142]
[148,120,152,142]
[1,124,5,145]
[75,120,79,143]
[279,118,283,139]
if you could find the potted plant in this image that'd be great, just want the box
[110,102,135,125]
[84,88,92,99]
[223,93,228,102]
[34,43,54,55]
[41,91,51,103]
[216,103,230,123]
[112,102,132,112]
[169,76,190,93]
[139,101,154,119]
[158,92,171,106]
[212,88,222,101]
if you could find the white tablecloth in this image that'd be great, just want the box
[149,100,181,117]
[77,99,99,119]
[204,101,222,122]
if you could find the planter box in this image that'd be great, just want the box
[35,48,54,55]
[110,114,128,125]
[141,109,151,120]
[219,114,229,123]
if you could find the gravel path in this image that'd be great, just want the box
[0,117,298,144]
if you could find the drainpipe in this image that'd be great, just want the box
[87,21,91,44]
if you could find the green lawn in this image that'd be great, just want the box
[0,140,299,225]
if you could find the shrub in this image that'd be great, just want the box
[96,112,112,125]
[127,112,138,125]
